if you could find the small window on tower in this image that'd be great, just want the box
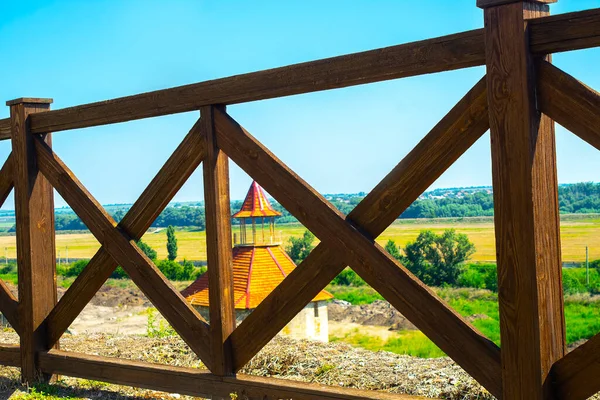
[314,302,319,318]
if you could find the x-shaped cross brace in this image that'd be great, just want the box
[34,120,213,368]
[214,76,503,397]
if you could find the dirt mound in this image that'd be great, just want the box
[328,299,416,331]
[87,285,150,307]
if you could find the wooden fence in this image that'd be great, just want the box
[0,1,599,398]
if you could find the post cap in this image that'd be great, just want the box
[477,0,556,8]
[6,98,53,106]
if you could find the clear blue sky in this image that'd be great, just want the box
[1,0,599,208]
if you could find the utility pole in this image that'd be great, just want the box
[4,247,6,265]
[586,246,590,286]
[66,246,69,264]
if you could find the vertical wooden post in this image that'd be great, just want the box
[479,1,566,398]
[8,98,57,383]
[201,105,236,376]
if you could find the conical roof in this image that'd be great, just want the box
[182,244,333,309]
[233,181,281,218]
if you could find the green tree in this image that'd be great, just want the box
[286,230,315,264]
[136,239,157,261]
[402,229,475,287]
[384,240,402,261]
[166,225,178,261]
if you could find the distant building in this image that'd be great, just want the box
[182,181,332,342]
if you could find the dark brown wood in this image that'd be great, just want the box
[27,29,485,134]
[5,7,592,136]
[9,98,57,383]
[43,119,207,347]
[0,118,10,141]
[33,138,212,368]
[0,344,21,367]
[231,76,490,369]
[39,350,426,400]
[201,105,236,376]
[477,0,555,8]
[529,8,600,54]
[0,153,17,334]
[551,333,600,400]
[483,2,565,399]
[213,107,502,397]
[0,279,19,334]
[0,154,14,207]
[537,61,600,152]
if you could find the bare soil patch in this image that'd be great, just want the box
[328,299,416,331]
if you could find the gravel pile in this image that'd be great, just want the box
[1,330,496,399]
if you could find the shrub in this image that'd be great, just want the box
[156,259,200,281]
[56,260,89,278]
[332,268,366,286]
[457,263,498,292]
[402,229,475,287]
[0,263,17,275]
[136,240,157,261]
[286,230,315,264]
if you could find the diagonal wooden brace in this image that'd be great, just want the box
[213,86,502,397]
[537,60,600,152]
[228,76,498,387]
[34,137,212,369]
[42,120,207,348]
[0,154,19,334]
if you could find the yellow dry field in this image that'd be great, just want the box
[0,217,597,262]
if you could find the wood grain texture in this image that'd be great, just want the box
[537,61,600,152]
[12,7,597,136]
[214,107,502,397]
[0,118,10,140]
[201,106,236,376]
[551,333,600,400]
[34,138,212,368]
[43,119,207,347]
[39,350,426,400]
[0,154,14,207]
[230,76,490,369]
[10,99,57,383]
[483,3,565,399]
[0,155,18,333]
[27,29,485,134]
[0,278,19,334]
[529,8,600,54]
[477,0,556,8]
[0,344,21,367]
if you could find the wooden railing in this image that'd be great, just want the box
[0,1,599,399]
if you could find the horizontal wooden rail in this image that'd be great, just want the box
[0,118,9,140]
[0,7,588,138]
[537,61,600,152]
[39,350,425,400]
[529,8,600,54]
[551,334,600,400]
[0,344,20,367]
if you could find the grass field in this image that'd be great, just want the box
[330,286,600,358]
[0,216,598,262]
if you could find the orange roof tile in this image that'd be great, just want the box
[233,181,281,218]
[182,244,333,309]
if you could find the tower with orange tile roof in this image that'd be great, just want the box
[182,180,333,342]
